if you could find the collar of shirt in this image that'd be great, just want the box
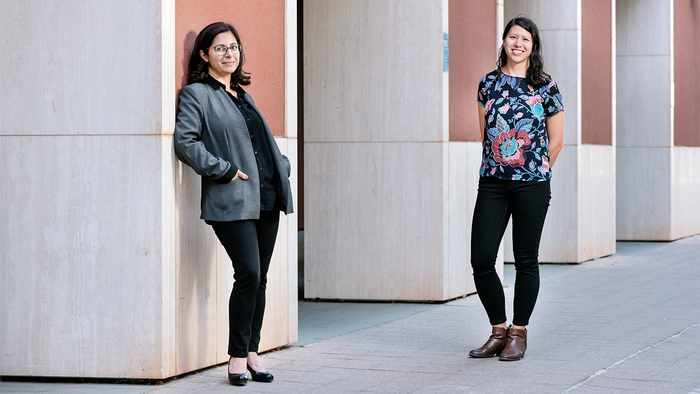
[205,75,245,97]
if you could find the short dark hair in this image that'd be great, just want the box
[497,16,551,88]
[186,22,251,89]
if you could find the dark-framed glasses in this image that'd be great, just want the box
[209,44,240,56]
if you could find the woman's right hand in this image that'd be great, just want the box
[232,170,248,182]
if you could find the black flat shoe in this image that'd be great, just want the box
[247,364,274,382]
[227,371,248,386]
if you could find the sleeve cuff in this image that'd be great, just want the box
[215,164,239,184]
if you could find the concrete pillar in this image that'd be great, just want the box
[449,0,504,295]
[173,0,298,372]
[303,0,450,301]
[503,0,617,262]
[616,0,700,240]
[303,0,500,301]
[672,1,700,238]
[0,0,297,379]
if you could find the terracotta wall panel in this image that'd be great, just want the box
[175,0,286,136]
[173,0,294,363]
[582,0,612,145]
[674,0,700,147]
[449,0,498,142]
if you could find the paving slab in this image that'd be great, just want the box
[2,236,699,394]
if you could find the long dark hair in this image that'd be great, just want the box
[497,16,550,88]
[187,22,251,89]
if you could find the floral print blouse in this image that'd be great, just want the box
[477,70,564,182]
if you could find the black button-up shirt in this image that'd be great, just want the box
[206,77,278,211]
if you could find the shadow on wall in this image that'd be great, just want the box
[174,27,220,367]
[174,153,220,372]
[182,31,197,89]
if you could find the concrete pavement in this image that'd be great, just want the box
[2,236,699,393]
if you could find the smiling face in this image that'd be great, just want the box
[502,25,533,68]
[199,31,239,83]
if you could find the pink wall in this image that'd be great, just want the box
[674,0,700,147]
[449,0,498,142]
[175,0,286,136]
[581,0,612,145]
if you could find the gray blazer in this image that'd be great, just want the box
[174,82,293,221]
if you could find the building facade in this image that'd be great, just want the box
[1,0,697,380]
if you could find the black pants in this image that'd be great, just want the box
[470,177,551,326]
[209,210,280,358]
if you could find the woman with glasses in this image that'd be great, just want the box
[174,22,293,385]
[468,16,564,361]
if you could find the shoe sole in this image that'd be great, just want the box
[250,376,274,383]
[469,353,500,358]
[499,352,525,361]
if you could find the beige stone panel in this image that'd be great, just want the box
[160,139,177,378]
[616,56,672,148]
[448,143,469,298]
[616,0,672,57]
[616,0,677,242]
[505,0,580,31]
[214,240,233,364]
[497,1,504,47]
[454,142,493,295]
[159,0,177,378]
[259,137,299,351]
[0,135,165,378]
[0,0,162,136]
[303,0,444,143]
[257,207,292,352]
[304,142,448,301]
[174,174,219,374]
[672,147,700,239]
[579,145,616,261]
[540,145,582,263]
[539,29,581,147]
[284,138,299,344]
[282,1,299,341]
[616,147,673,240]
[171,128,220,374]
[285,0,298,140]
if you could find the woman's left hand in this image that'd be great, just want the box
[232,170,248,182]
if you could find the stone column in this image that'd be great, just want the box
[173,0,299,373]
[303,0,500,300]
[0,0,297,379]
[503,0,617,262]
[616,0,700,240]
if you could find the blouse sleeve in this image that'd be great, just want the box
[543,81,564,117]
[477,75,488,107]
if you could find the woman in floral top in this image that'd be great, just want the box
[468,16,564,361]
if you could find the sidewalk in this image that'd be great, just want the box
[2,236,699,393]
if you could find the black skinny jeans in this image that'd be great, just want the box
[209,210,280,358]
[470,177,551,326]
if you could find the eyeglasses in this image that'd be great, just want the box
[208,44,241,56]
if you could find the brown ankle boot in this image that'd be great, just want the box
[499,325,527,361]
[469,326,507,358]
